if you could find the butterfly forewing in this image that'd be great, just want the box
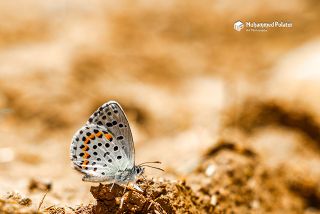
[86,101,135,169]
[70,124,130,179]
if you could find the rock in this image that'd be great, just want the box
[90,179,204,214]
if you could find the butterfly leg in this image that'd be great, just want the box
[123,184,127,194]
[119,196,125,209]
[119,182,130,209]
[147,201,154,210]
[133,183,143,192]
[122,182,130,194]
[110,182,115,192]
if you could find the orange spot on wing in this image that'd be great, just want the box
[84,153,90,159]
[83,134,95,144]
[104,134,112,140]
[82,160,89,169]
[84,138,90,144]
[82,135,93,161]
[82,145,89,152]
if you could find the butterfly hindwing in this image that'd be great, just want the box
[86,101,135,169]
[70,124,130,181]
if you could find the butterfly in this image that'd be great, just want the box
[70,101,161,185]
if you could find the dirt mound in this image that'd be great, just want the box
[89,179,200,214]
[73,142,314,213]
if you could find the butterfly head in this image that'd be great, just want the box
[134,165,145,176]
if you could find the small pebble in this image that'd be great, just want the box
[210,195,218,206]
[251,200,260,209]
[205,164,217,177]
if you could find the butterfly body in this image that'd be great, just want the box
[114,166,144,183]
[81,165,144,183]
[70,101,145,184]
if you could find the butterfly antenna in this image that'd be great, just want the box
[138,161,161,166]
[140,164,164,172]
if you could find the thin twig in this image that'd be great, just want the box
[37,191,48,212]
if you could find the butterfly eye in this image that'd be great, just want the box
[136,168,140,173]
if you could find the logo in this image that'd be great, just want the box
[234,20,293,32]
[234,21,244,32]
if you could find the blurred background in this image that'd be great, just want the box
[0,0,320,212]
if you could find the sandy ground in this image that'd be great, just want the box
[0,0,320,213]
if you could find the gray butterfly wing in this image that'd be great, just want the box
[86,101,135,169]
[70,124,130,182]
